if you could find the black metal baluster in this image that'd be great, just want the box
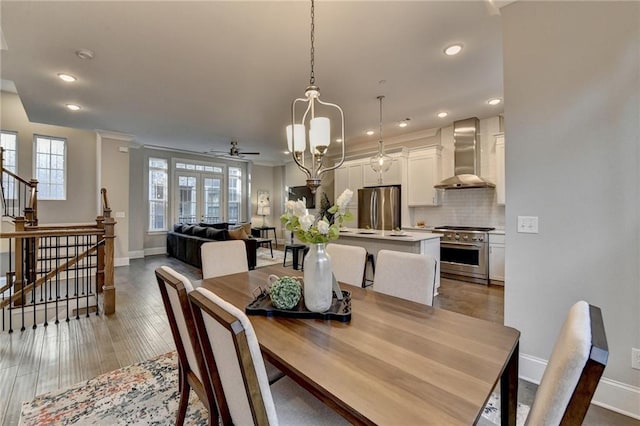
[65,235,70,322]
[75,235,80,320]
[55,236,60,324]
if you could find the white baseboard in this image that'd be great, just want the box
[114,257,129,267]
[128,250,145,259]
[520,353,640,420]
[144,247,166,256]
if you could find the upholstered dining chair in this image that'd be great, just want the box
[373,250,437,306]
[525,300,608,425]
[155,266,218,426]
[326,243,367,287]
[189,287,350,426]
[201,240,248,279]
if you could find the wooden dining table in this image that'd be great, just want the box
[199,264,520,425]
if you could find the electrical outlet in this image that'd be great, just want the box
[517,216,539,233]
[632,348,640,370]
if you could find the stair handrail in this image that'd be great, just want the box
[0,147,39,225]
[0,238,105,310]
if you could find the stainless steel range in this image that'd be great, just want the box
[432,226,495,285]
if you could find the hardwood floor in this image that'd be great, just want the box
[0,255,636,425]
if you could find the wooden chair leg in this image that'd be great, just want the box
[176,370,190,425]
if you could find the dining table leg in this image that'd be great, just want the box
[500,341,519,426]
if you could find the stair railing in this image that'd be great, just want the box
[0,147,38,226]
[0,188,117,332]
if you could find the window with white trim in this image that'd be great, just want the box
[149,157,168,231]
[228,167,242,224]
[34,135,66,200]
[1,131,18,198]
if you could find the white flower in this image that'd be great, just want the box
[285,200,296,212]
[293,200,307,217]
[316,219,329,235]
[336,189,353,212]
[299,214,315,231]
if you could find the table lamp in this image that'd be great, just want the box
[257,201,271,227]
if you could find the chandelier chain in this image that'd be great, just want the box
[379,95,384,143]
[310,0,315,85]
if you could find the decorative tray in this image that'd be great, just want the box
[246,290,351,322]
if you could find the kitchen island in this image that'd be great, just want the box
[333,229,442,293]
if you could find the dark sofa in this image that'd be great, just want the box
[166,223,257,269]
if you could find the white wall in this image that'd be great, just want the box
[503,0,639,416]
[99,135,132,266]
[250,164,277,228]
[1,91,97,223]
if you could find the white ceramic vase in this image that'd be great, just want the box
[303,243,333,312]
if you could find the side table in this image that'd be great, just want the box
[253,226,278,249]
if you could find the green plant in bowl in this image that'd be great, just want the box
[269,276,302,310]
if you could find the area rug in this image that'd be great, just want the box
[22,350,529,425]
[478,392,530,426]
[256,247,285,268]
[20,352,208,426]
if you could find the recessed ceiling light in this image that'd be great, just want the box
[487,98,502,106]
[444,44,463,56]
[437,112,448,118]
[284,150,290,155]
[57,73,77,82]
[66,104,81,111]
[399,122,408,128]
[75,49,94,60]
[335,138,343,143]
[366,130,375,136]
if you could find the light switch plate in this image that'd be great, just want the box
[517,216,539,233]
[633,348,640,370]
[115,211,126,218]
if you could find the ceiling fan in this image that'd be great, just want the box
[206,140,260,159]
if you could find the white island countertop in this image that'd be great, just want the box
[337,229,442,242]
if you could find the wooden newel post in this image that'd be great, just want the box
[102,209,117,315]
[13,217,25,306]
[29,179,38,227]
[96,215,105,294]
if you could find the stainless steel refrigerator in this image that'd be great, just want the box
[357,185,401,230]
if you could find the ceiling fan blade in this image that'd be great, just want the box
[240,151,260,155]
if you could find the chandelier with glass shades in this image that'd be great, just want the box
[286,0,345,194]
[369,95,393,184]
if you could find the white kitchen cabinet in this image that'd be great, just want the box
[489,233,505,284]
[363,155,402,186]
[495,134,505,206]
[334,160,362,208]
[407,147,442,206]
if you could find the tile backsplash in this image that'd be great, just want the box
[411,188,505,228]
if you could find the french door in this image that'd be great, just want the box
[175,171,224,224]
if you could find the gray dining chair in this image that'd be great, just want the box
[326,243,367,287]
[189,287,350,426]
[373,250,437,306]
[155,266,218,425]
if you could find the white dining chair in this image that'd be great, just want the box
[525,300,608,425]
[373,250,437,306]
[155,266,218,425]
[189,287,350,426]
[326,243,367,287]
[201,240,248,279]
[478,300,608,426]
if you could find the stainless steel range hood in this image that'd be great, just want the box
[434,117,495,190]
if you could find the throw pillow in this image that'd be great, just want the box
[192,226,208,238]
[228,227,249,240]
[181,224,195,235]
[205,227,228,241]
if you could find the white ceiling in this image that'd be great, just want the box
[0,1,505,165]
